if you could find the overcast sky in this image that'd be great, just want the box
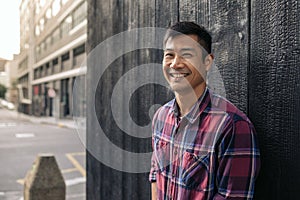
[0,0,21,60]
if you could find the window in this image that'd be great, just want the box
[61,0,69,5]
[52,58,58,66]
[41,42,46,52]
[73,44,85,56]
[46,8,52,19]
[35,25,40,36]
[62,52,70,61]
[61,15,72,37]
[52,28,60,43]
[52,0,61,16]
[39,17,45,31]
[72,1,87,28]
[46,36,52,49]
[39,0,45,7]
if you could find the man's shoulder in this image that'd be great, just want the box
[208,91,250,123]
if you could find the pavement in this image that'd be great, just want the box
[5,109,84,130]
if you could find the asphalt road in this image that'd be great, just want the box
[0,108,86,200]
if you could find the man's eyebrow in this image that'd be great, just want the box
[163,47,197,52]
[163,48,174,51]
[179,48,197,52]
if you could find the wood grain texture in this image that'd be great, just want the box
[250,0,300,199]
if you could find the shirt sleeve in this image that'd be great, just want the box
[214,119,260,199]
[149,149,158,182]
[149,107,162,183]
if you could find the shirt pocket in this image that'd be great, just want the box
[154,137,171,172]
[180,151,210,190]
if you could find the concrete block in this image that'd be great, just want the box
[24,154,66,200]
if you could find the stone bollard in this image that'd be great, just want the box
[24,154,66,200]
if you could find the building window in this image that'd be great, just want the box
[61,52,70,71]
[52,28,60,43]
[52,58,58,66]
[72,1,87,28]
[35,25,40,36]
[61,15,72,37]
[73,44,85,67]
[73,44,85,56]
[46,62,50,75]
[52,0,61,16]
[39,17,45,32]
[19,57,28,71]
[61,0,69,5]
[46,36,52,50]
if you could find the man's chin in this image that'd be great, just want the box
[170,85,194,94]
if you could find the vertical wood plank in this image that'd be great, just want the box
[250,0,300,199]
[179,0,250,113]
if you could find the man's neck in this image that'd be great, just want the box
[175,84,206,117]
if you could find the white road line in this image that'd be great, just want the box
[66,193,86,199]
[0,123,17,127]
[15,133,35,138]
[65,177,86,186]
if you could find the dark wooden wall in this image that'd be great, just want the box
[249,0,300,199]
[86,0,299,199]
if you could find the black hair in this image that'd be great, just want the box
[163,21,212,54]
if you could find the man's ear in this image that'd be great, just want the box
[204,54,214,71]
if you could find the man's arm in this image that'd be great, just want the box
[214,120,260,199]
[151,182,157,200]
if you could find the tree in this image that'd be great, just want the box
[0,84,7,98]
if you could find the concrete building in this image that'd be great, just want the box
[16,0,87,117]
[4,57,18,104]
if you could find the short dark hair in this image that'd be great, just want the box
[163,21,212,54]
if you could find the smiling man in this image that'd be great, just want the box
[149,22,260,200]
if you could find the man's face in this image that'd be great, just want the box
[163,34,211,95]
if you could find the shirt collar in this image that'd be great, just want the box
[172,87,210,123]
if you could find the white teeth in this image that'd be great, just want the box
[171,73,187,78]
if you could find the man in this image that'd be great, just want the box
[149,21,260,199]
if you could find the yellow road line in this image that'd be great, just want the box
[61,168,78,173]
[66,153,86,177]
[17,179,24,185]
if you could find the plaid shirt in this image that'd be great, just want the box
[149,88,260,199]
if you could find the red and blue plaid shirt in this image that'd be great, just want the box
[149,88,260,199]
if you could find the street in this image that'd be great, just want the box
[0,108,86,200]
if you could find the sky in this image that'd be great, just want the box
[0,0,21,60]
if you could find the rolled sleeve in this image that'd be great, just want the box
[149,152,158,182]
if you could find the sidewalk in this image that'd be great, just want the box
[9,109,83,130]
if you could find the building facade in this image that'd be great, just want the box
[16,0,87,118]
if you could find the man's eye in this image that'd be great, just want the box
[164,53,174,58]
[182,53,193,58]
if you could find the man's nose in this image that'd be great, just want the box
[170,55,183,69]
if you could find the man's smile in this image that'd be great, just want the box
[169,73,190,78]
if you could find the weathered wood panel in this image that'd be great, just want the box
[87,0,176,199]
[250,0,300,199]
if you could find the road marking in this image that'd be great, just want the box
[17,179,25,185]
[61,168,78,173]
[66,193,86,199]
[66,152,86,177]
[65,177,86,186]
[0,122,16,127]
[15,133,35,138]
[0,192,4,195]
